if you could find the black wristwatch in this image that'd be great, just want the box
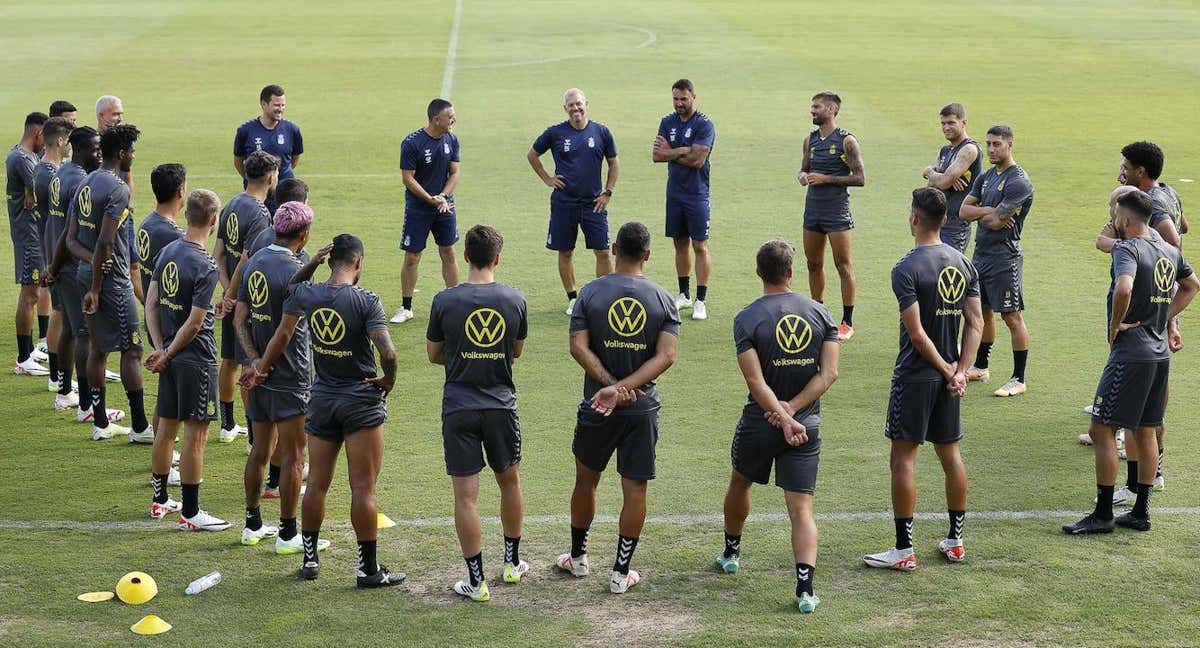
[602,189,613,197]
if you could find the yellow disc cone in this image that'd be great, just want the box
[115,572,158,605]
[77,591,115,603]
[376,512,396,529]
[131,614,172,635]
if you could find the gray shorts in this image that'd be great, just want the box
[1092,360,1169,430]
[11,218,45,285]
[885,379,963,445]
[572,409,658,480]
[247,387,309,423]
[157,361,218,422]
[803,211,854,234]
[442,409,521,476]
[305,394,387,443]
[57,266,88,338]
[974,256,1024,313]
[731,416,821,494]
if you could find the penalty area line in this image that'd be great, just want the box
[2,507,1198,533]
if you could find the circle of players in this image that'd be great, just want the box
[5,85,1194,610]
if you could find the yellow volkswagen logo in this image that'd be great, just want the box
[775,314,813,354]
[49,177,61,209]
[136,228,151,262]
[938,266,967,303]
[161,261,180,298]
[465,308,506,348]
[247,271,269,308]
[226,212,240,246]
[607,297,647,337]
[310,308,346,345]
[78,185,92,218]
[1154,257,1176,293]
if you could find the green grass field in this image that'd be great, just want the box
[3,0,1200,645]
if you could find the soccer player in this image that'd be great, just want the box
[716,239,839,613]
[528,88,619,315]
[922,103,981,253]
[1063,191,1198,535]
[959,125,1034,397]
[863,188,982,570]
[797,92,865,342]
[137,165,187,301]
[144,189,231,530]
[49,100,77,126]
[46,126,124,425]
[556,221,679,594]
[8,111,49,375]
[235,201,320,552]
[652,79,715,321]
[70,124,153,443]
[233,84,303,214]
[390,98,461,324]
[427,224,530,602]
[214,150,278,443]
[33,117,74,395]
[246,234,402,588]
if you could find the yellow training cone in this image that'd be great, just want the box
[77,591,114,603]
[115,572,158,605]
[376,512,396,529]
[130,614,172,635]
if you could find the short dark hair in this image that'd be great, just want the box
[756,239,794,285]
[243,150,280,181]
[940,103,966,119]
[40,117,73,144]
[260,84,285,103]
[68,125,99,149]
[671,78,695,94]
[986,124,1013,141]
[185,189,220,228]
[812,92,841,112]
[49,100,76,117]
[275,177,309,205]
[100,123,140,158]
[911,187,948,228]
[151,163,187,204]
[614,222,651,261]
[1117,190,1153,222]
[25,112,48,129]
[464,225,504,269]
[330,233,364,266]
[427,98,453,120]
[1120,141,1164,180]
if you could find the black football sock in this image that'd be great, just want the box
[37,315,48,341]
[613,535,639,575]
[723,532,741,558]
[976,341,993,370]
[678,276,690,298]
[570,525,589,558]
[58,353,74,395]
[1094,485,1114,521]
[279,518,298,541]
[303,530,321,564]
[220,400,234,431]
[48,352,59,383]
[948,510,965,540]
[696,285,708,302]
[127,389,148,432]
[16,334,32,363]
[465,552,484,587]
[566,290,578,301]
[1012,349,1028,382]
[91,386,108,429]
[1132,484,1152,519]
[1126,461,1139,491]
[795,563,815,597]
[267,463,281,490]
[182,483,200,518]
[504,536,520,565]
[895,517,914,550]
[75,367,89,409]
[842,305,854,326]
[151,473,169,505]
[358,540,379,576]
[402,296,413,311]
[245,506,262,531]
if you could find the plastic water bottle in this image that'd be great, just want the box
[185,571,221,596]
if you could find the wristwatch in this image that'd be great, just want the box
[602,189,613,197]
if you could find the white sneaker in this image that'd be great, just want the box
[13,358,50,376]
[609,569,641,594]
[1116,429,1127,460]
[92,421,130,441]
[390,307,414,324]
[564,298,577,316]
[555,552,589,577]
[241,524,279,546]
[992,377,1026,397]
[77,407,124,423]
[30,346,48,363]
[167,466,181,486]
[674,293,693,310]
[36,339,48,356]
[862,546,917,570]
[172,450,180,466]
[104,368,120,382]
[275,533,330,555]
[48,377,72,393]
[178,510,231,532]
[1102,486,1136,506]
[692,300,708,320]
[1155,475,1165,491]
[218,424,245,443]
[1083,404,1096,416]
[302,462,309,482]
[1077,433,1094,446]
[453,579,491,602]
[128,426,155,444]
[503,560,531,583]
[54,391,80,411]
[937,538,965,562]
[150,498,181,519]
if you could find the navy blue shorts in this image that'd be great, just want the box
[546,201,609,251]
[401,208,459,253]
[665,195,711,241]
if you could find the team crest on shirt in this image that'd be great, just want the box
[424,148,433,163]
[253,137,263,150]
[997,180,1006,192]
[310,308,347,346]
[465,308,506,349]
[277,133,285,146]
[563,139,572,152]
[588,137,595,148]
[607,297,647,338]
[774,314,813,356]
[669,128,677,142]
[684,127,692,138]
[828,145,837,155]
[443,141,450,155]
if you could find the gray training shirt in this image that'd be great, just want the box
[1108,236,1193,363]
[216,192,270,278]
[891,243,980,382]
[137,211,184,296]
[71,169,135,285]
[5,145,37,226]
[569,272,681,416]
[284,282,389,401]
[969,164,1034,261]
[239,245,311,392]
[152,238,218,366]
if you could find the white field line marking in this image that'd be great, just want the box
[460,23,656,70]
[441,0,464,99]
[188,173,396,180]
[3,507,1198,532]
